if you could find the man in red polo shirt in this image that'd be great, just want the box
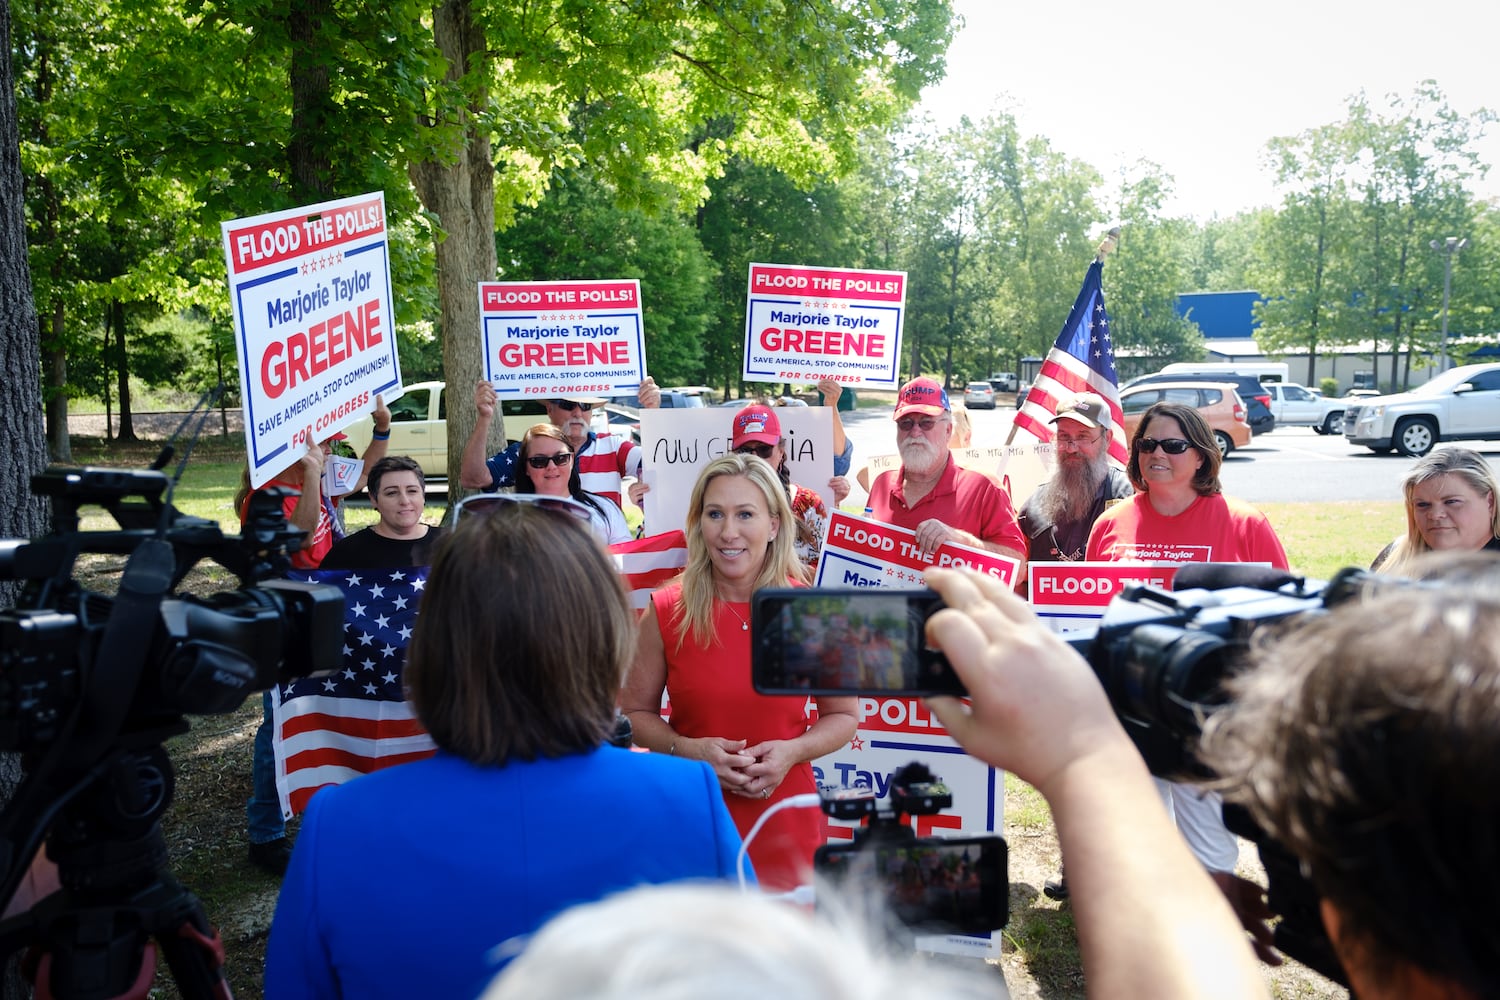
[866,377,1027,579]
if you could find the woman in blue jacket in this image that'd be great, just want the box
[265,495,746,999]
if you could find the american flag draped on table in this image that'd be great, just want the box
[1012,259,1129,466]
[272,532,691,817]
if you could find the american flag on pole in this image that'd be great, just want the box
[273,567,437,818]
[1012,260,1128,466]
[609,530,688,613]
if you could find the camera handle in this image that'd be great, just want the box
[0,746,233,1000]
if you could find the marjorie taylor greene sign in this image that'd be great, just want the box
[743,263,906,390]
[223,192,402,489]
[478,279,646,398]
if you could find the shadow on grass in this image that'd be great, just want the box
[1001,880,1085,999]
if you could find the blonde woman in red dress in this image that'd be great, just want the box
[622,454,858,891]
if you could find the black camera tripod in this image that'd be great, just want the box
[0,741,234,1000]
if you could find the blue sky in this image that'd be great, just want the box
[915,0,1498,221]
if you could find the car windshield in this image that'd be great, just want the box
[1406,368,1486,397]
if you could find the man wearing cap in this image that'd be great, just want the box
[866,377,1027,572]
[1014,391,1132,903]
[460,377,660,508]
[1017,392,1133,566]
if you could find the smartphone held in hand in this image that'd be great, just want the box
[750,588,965,698]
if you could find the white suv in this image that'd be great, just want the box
[1343,363,1500,456]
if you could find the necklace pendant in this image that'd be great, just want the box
[741,622,749,631]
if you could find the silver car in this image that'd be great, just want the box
[963,381,996,410]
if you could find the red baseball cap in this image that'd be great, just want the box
[326,431,349,442]
[893,377,951,419]
[732,404,782,449]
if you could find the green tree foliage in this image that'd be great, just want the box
[696,153,879,396]
[1255,83,1494,388]
[494,167,713,385]
[1104,164,1206,370]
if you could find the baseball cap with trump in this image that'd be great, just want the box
[1049,392,1113,434]
[893,377,951,420]
[732,404,782,449]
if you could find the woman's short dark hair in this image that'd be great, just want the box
[405,502,634,764]
[1126,402,1222,496]
[367,455,425,496]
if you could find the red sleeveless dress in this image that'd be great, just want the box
[651,582,821,891]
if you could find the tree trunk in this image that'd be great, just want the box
[409,0,494,495]
[288,0,334,199]
[112,298,138,442]
[44,300,70,462]
[101,316,113,439]
[2,4,52,988]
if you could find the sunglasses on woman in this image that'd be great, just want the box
[453,492,594,525]
[1136,437,1193,455]
[734,443,775,460]
[526,452,573,468]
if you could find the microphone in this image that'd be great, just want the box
[1172,563,1297,593]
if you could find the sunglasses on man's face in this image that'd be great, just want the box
[554,400,593,413]
[453,492,594,525]
[526,452,573,469]
[1136,437,1193,455]
[735,443,775,460]
[896,416,941,433]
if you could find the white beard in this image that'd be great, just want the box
[899,436,946,478]
[1039,453,1110,526]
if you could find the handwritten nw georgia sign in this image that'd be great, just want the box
[743,263,906,389]
[1027,562,1180,633]
[478,279,646,398]
[814,510,1022,590]
[223,192,402,488]
[636,406,835,537]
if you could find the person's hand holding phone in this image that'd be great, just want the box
[920,567,1133,798]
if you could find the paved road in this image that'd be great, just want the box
[839,405,1500,506]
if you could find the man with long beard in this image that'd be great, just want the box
[866,377,1027,574]
[1016,391,1133,902]
[1017,393,1134,565]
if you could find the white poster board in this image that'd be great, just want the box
[743,263,907,390]
[477,279,646,398]
[223,192,401,488]
[637,407,835,536]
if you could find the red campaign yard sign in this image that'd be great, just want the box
[743,263,907,390]
[478,279,646,399]
[223,192,401,488]
[1028,562,1179,633]
[815,510,1021,590]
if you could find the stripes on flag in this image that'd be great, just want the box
[1013,260,1129,466]
[270,533,689,815]
[610,530,688,612]
[274,567,437,818]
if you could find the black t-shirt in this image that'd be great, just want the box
[321,525,447,570]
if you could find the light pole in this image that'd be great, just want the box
[1429,236,1469,373]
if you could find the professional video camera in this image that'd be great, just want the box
[1063,562,1372,986]
[813,762,1008,937]
[0,403,344,999]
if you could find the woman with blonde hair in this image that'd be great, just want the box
[622,454,858,891]
[1371,446,1500,575]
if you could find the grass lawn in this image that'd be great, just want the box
[42,436,1369,998]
